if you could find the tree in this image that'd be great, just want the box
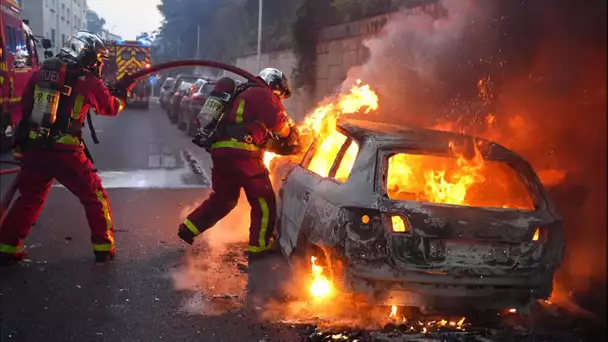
[86,10,106,35]
[153,0,299,64]
[136,32,151,40]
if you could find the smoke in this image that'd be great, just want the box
[170,193,252,316]
[343,0,607,318]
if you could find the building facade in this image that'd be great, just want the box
[21,0,88,54]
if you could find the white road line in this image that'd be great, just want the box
[162,155,176,168]
[148,155,161,168]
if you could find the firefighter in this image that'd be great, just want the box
[0,31,129,265]
[178,68,301,259]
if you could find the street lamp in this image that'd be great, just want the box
[257,0,263,73]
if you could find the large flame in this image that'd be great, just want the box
[263,80,378,170]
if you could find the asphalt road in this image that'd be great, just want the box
[0,103,301,342]
[0,103,604,342]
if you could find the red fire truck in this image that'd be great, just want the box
[1,0,48,150]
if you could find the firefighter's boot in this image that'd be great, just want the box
[177,224,195,245]
[94,250,115,263]
[0,251,28,266]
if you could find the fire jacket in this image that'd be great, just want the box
[21,67,124,149]
[211,85,291,158]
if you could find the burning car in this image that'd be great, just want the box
[271,115,564,315]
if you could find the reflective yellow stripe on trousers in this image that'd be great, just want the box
[92,190,115,252]
[248,197,271,253]
[183,219,202,236]
[0,243,22,254]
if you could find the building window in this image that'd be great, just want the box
[5,25,16,52]
[62,34,66,46]
[51,28,56,46]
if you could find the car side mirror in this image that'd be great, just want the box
[41,38,52,49]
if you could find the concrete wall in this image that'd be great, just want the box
[235,0,442,118]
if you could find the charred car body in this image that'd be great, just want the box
[273,119,564,314]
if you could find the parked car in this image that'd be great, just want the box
[271,118,564,315]
[178,80,216,137]
[165,74,201,122]
[177,78,208,130]
[159,77,175,109]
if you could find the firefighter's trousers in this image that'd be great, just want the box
[0,148,115,255]
[183,156,276,253]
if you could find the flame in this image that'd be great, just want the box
[389,305,398,318]
[387,141,535,209]
[263,80,378,169]
[310,256,333,299]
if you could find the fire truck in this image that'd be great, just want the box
[102,39,152,109]
[0,0,49,151]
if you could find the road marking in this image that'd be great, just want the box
[162,154,176,168]
[52,169,208,189]
[149,155,161,168]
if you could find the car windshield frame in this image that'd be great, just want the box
[300,127,360,184]
[197,82,216,96]
[178,82,193,92]
[375,147,541,212]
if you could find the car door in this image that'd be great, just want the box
[278,129,357,256]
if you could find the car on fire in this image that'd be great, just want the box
[271,118,564,315]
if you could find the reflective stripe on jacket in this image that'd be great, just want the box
[211,85,290,158]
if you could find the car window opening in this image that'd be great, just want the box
[386,153,535,210]
[334,140,359,182]
[307,130,348,178]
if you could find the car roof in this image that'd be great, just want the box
[337,118,520,160]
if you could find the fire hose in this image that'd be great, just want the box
[0,59,265,227]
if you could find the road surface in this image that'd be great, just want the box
[0,103,604,342]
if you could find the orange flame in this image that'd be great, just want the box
[263,79,378,169]
[310,256,333,299]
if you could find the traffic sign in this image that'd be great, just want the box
[149,75,158,85]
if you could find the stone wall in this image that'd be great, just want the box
[235,0,442,119]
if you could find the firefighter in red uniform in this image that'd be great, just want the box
[178,68,300,260]
[0,31,129,265]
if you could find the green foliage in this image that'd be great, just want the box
[154,0,297,69]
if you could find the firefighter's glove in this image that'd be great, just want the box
[108,83,129,102]
[192,129,216,149]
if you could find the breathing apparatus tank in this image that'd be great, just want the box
[30,57,69,138]
[192,77,237,148]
